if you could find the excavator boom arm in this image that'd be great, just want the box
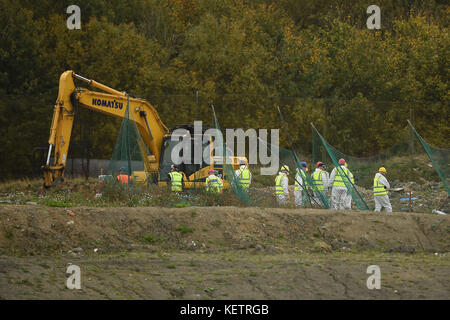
[43,70,168,187]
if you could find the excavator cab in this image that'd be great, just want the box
[158,125,214,185]
[158,129,244,189]
[158,135,210,182]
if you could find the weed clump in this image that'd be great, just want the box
[176,226,194,234]
[141,233,160,244]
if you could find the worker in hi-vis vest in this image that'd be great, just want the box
[312,161,329,206]
[373,167,392,212]
[235,160,251,192]
[205,169,223,194]
[117,167,130,184]
[342,161,354,209]
[275,165,290,205]
[168,165,183,192]
[294,162,309,207]
[329,158,354,210]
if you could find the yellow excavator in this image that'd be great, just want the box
[43,70,245,188]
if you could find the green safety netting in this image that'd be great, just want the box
[310,122,444,210]
[256,137,330,208]
[211,105,251,205]
[106,96,147,185]
[408,120,449,195]
[208,105,331,208]
[210,103,332,208]
[312,124,370,210]
[94,93,447,211]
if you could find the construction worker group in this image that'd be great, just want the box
[167,158,392,212]
[275,159,392,212]
[168,160,252,195]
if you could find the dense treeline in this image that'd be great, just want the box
[0,0,448,179]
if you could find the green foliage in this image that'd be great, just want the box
[141,233,160,244]
[100,180,141,202]
[4,230,13,239]
[172,201,191,208]
[176,225,194,234]
[39,199,74,207]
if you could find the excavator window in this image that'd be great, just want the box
[159,135,210,182]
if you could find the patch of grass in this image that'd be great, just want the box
[141,233,159,244]
[173,201,191,208]
[176,225,194,234]
[4,231,13,239]
[40,199,74,207]
[190,210,197,217]
[166,264,176,269]
[214,278,227,284]
[16,279,32,286]
[211,220,222,228]
[21,268,30,273]
[0,178,44,193]
[313,233,320,238]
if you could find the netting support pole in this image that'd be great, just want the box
[195,91,199,121]
[311,124,316,167]
[323,103,329,161]
[409,108,415,156]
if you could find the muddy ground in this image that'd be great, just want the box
[0,205,449,299]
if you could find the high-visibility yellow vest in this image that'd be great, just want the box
[168,172,183,191]
[206,175,222,193]
[333,167,353,187]
[275,174,286,195]
[295,170,308,191]
[373,175,387,196]
[237,168,251,189]
[312,170,324,191]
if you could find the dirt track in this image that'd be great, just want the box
[0,205,449,299]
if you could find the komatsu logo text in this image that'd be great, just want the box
[92,98,123,109]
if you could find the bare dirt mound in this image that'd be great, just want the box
[0,205,449,300]
[1,205,449,255]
